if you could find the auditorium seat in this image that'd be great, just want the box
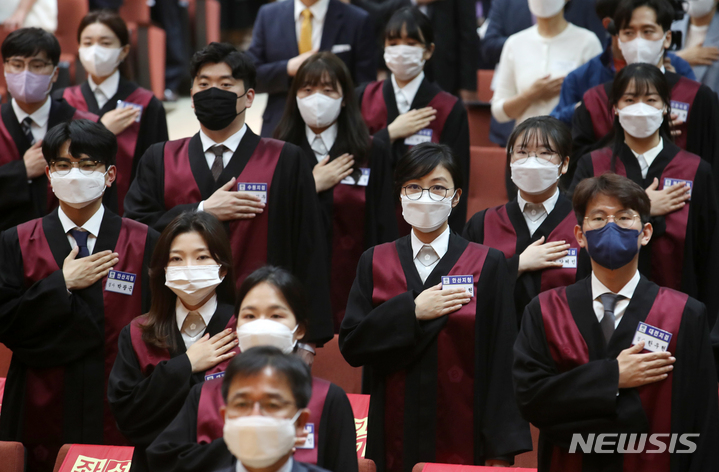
[119,0,167,99]
[359,458,376,472]
[513,424,540,468]
[187,0,221,51]
[412,463,537,472]
[312,334,362,394]
[466,146,509,217]
[52,444,71,472]
[55,0,89,86]
[466,69,495,147]
[0,441,24,472]
[0,343,11,378]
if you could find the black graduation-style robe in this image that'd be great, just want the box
[107,302,237,472]
[356,77,470,233]
[54,77,169,215]
[0,208,157,472]
[124,128,333,345]
[514,276,719,472]
[570,142,719,326]
[339,233,532,472]
[568,72,719,188]
[298,136,398,331]
[146,377,358,472]
[0,100,98,231]
[463,193,591,325]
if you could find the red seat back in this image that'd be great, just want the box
[0,441,24,472]
[359,458,377,472]
[467,146,509,217]
[313,334,362,394]
[0,344,11,378]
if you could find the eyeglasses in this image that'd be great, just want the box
[510,150,560,166]
[402,184,455,201]
[50,159,104,176]
[584,211,640,230]
[230,399,296,417]
[4,58,54,74]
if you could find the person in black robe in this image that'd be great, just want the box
[464,116,591,325]
[147,267,358,472]
[570,64,719,326]
[53,10,169,216]
[107,211,238,472]
[514,173,719,472]
[274,52,398,332]
[339,143,531,472]
[123,43,333,348]
[568,0,719,188]
[356,8,470,233]
[0,28,98,231]
[0,120,158,472]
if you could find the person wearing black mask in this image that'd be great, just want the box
[513,173,719,471]
[124,42,334,352]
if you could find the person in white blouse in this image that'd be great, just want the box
[491,0,603,127]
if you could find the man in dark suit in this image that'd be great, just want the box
[215,346,333,472]
[247,0,376,137]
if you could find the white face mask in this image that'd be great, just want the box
[617,102,665,138]
[236,319,299,354]
[224,411,300,468]
[687,0,716,18]
[296,93,343,130]
[527,0,565,18]
[510,157,561,195]
[79,45,123,78]
[384,45,426,82]
[618,35,666,66]
[50,168,108,209]
[401,192,454,233]
[165,265,224,306]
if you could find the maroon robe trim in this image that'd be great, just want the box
[163,138,203,209]
[590,148,700,290]
[666,77,700,150]
[0,114,21,165]
[195,375,330,467]
[371,241,489,468]
[483,205,579,292]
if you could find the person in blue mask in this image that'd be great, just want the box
[513,172,719,472]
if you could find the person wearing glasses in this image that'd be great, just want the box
[0,119,158,472]
[463,116,590,326]
[0,27,98,231]
[571,63,719,326]
[339,142,532,472]
[514,173,719,471]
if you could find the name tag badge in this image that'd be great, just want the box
[670,101,689,123]
[663,177,692,198]
[116,100,144,122]
[105,270,136,295]
[557,248,578,269]
[297,423,315,449]
[340,168,371,186]
[404,128,433,146]
[237,182,267,203]
[441,275,474,297]
[632,321,672,353]
[205,371,225,381]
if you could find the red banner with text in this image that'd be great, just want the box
[58,445,134,472]
[347,393,370,458]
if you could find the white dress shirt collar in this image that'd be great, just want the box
[391,71,425,114]
[58,204,105,238]
[88,70,120,107]
[12,96,51,129]
[176,292,218,348]
[591,270,641,301]
[628,137,663,178]
[516,188,560,216]
[411,225,450,260]
[200,124,247,155]
[305,122,338,161]
[294,0,330,22]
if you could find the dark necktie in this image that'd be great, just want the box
[599,293,621,344]
[70,229,90,258]
[210,145,227,181]
[21,117,35,145]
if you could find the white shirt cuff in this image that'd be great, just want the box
[197,201,205,212]
[491,99,512,123]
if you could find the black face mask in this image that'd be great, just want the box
[193,87,247,131]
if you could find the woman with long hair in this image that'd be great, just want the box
[275,52,397,332]
[570,62,719,324]
[108,211,237,472]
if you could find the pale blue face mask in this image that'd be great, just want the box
[584,222,641,270]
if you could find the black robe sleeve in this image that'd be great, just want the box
[317,384,359,472]
[568,152,596,196]
[123,142,201,232]
[107,325,195,447]
[146,383,233,472]
[0,227,103,367]
[141,228,159,313]
[685,84,719,192]
[132,97,169,183]
[441,100,470,232]
[0,160,33,229]
[566,104,612,189]
[364,141,399,247]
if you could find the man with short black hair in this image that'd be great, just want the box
[0,119,158,472]
[0,27,98,231]
[514,173,719,472]
[124,42,333,348]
